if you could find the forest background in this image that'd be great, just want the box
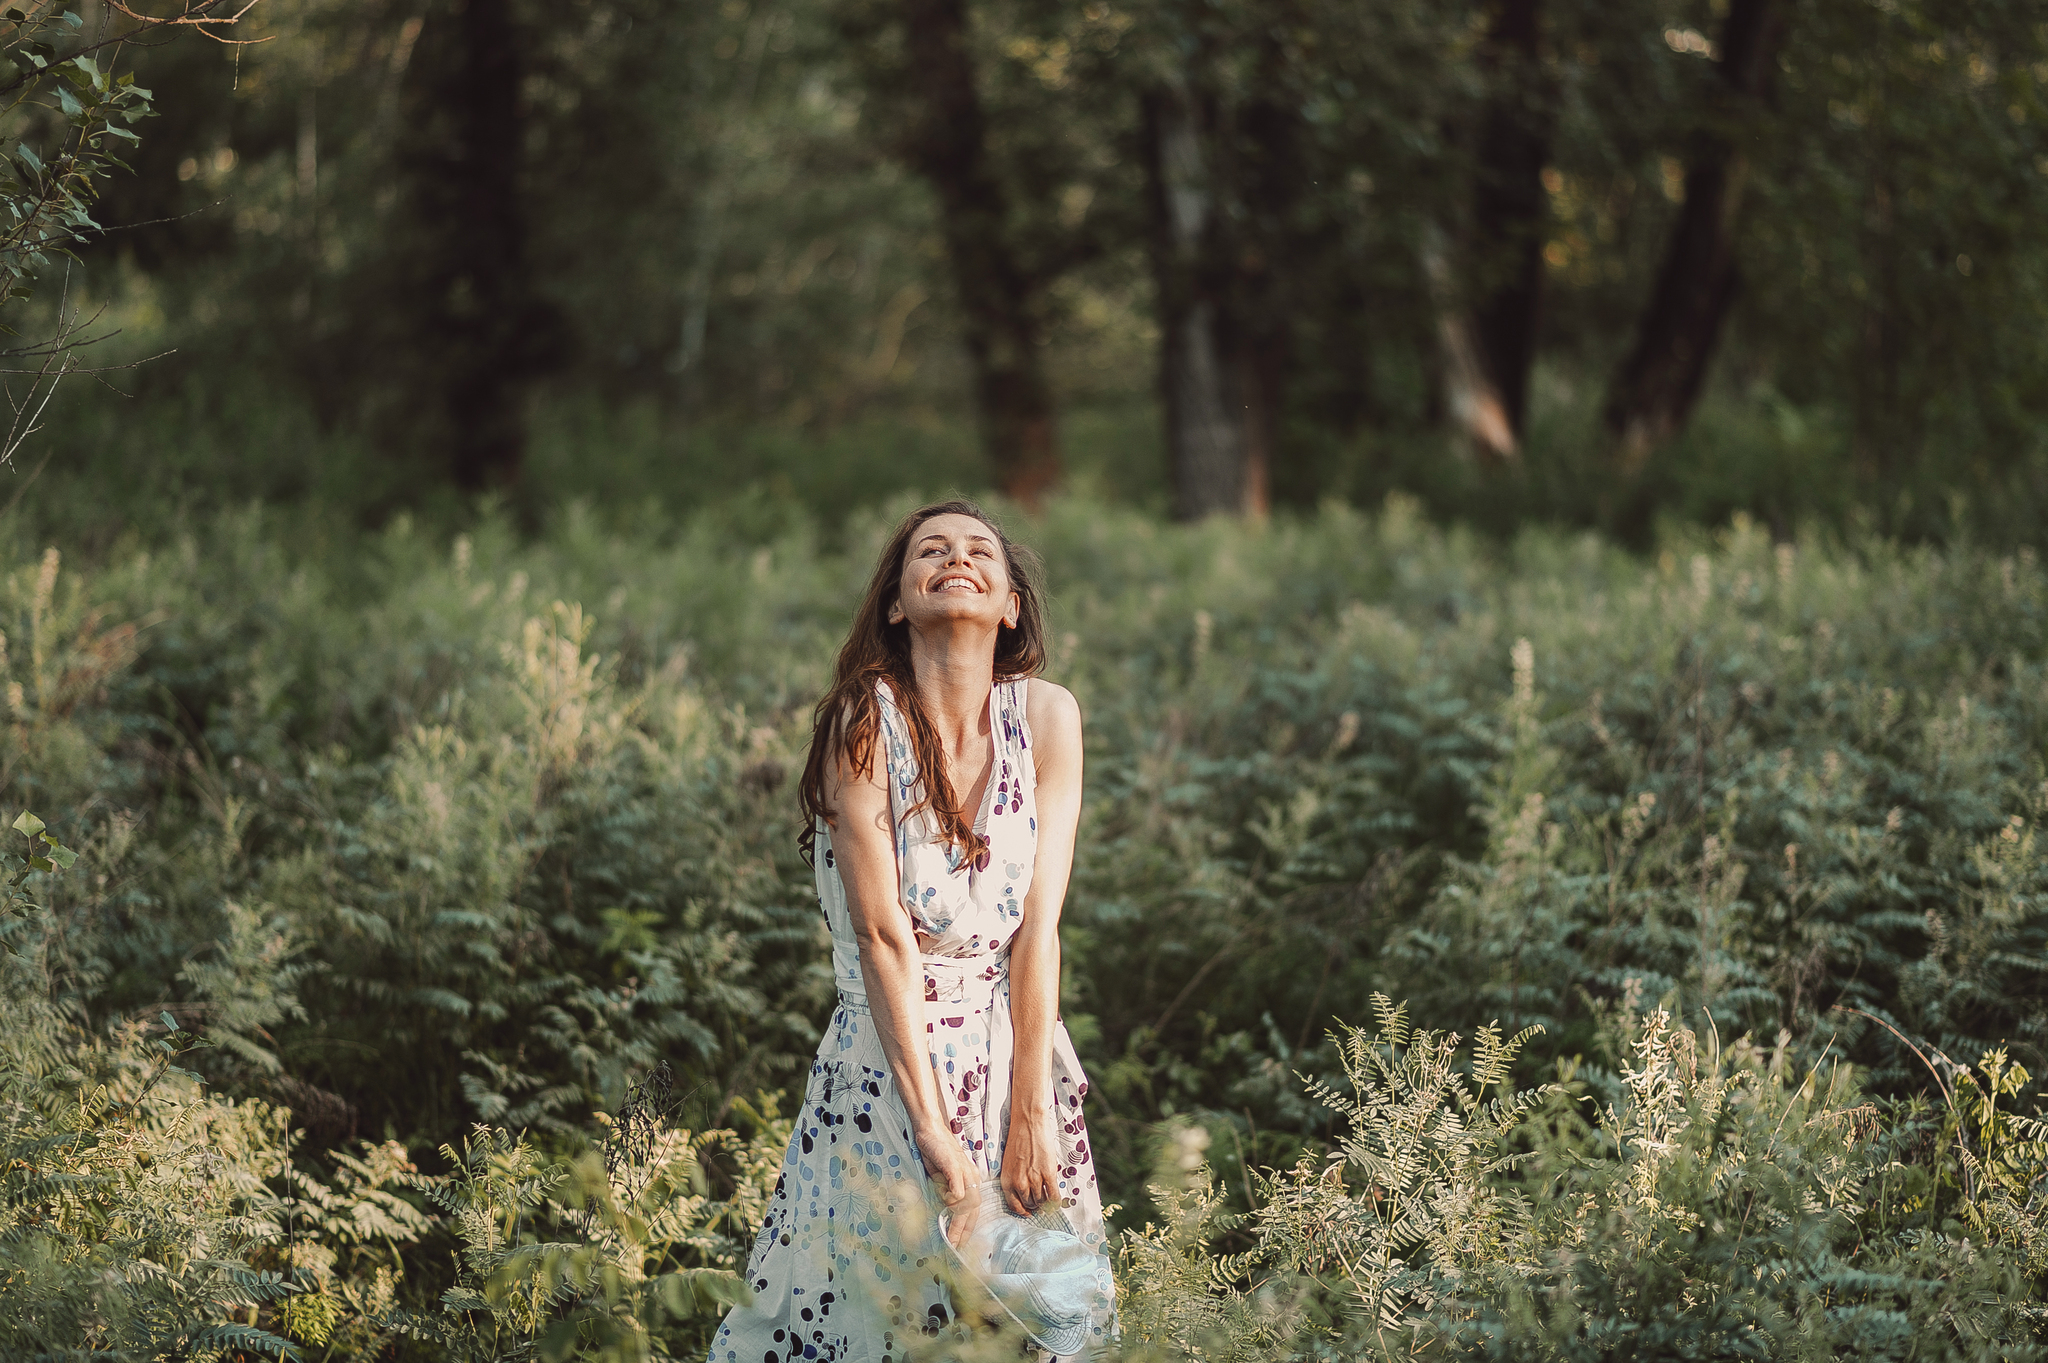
[4,0,2048,1359]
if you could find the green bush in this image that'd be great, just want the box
[0,825,779,1362]
[1117,998,2048,1360]
[0,491,2046,1353]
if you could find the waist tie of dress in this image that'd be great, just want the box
[837,953,1010,1014]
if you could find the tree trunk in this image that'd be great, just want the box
[1602,0,1785,472]
[387,0,558,497]
[1230,63,1301,518]
[1145,80,1265,520]
[894,0,1060,506]
[1422,225,1519,462]
[1469,0,1549,438]
[443,0,534,493]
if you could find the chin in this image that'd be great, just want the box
[918,602,994,624]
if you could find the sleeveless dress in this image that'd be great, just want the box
[708,679,1111,1363]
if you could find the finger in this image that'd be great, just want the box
[940,1169,967,1246]
[946,1169,971,1209]
[947,1194,980,1248]
[1003,1180,1028,1216]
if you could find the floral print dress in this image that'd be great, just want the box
[708,679,1110,1363]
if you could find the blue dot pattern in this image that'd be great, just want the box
[708,680,1111,1362]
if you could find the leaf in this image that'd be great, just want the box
[12,810,44,837]
[538,1317,583,1363]
[186,1323,298,1360]
[655,1267,751,1317]
[160,1010,178,1031]
[43,841,75,868]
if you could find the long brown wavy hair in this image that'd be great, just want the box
[797,499,1047,866]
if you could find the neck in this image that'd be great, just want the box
[906,622,998,740]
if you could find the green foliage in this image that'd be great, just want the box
[271,1136,434,1357]
[7,0,2029,539]
[1114,1123,1298,1363]
[0,827,305,1361]
[0,803,74,926]
[0,5,157,309]
[389,1099,782,1362]
[0,804,787,1361]
[1949,1046,2048,1277]
[2,495,2048,1186]
[1255,998,1555,1335]
[1118,1000,2048,1361]
[0,493,2047,1352]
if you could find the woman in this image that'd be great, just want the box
[708,501,1110,1363]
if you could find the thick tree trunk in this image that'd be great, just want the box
[894,0,1060,506]
[1602,0,1785,472]
[1230,71,1300,518]
[443,0,533,492]
[387,0,559,497]
[1469,0,1549,438]
[1145,80,1266,520]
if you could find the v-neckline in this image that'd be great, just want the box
[962,684,1001,836]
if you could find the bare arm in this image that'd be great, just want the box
[822,720,979,1242]
[1001,679,1084,1214]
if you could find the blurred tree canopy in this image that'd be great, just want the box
[48,0,2048,540]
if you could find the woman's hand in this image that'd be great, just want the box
[1000,1105,1059,1216]
[917,1123,981,1248]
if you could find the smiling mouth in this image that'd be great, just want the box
[932,576,981,593]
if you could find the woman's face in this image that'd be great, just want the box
[888,513,1021,635]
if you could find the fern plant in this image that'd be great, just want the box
[1114,1122,1297,1363]
[1116,998,2048,1362]
[1251,995,1555,1343]
[389,1090,787,1363]
[0,811,303,1361]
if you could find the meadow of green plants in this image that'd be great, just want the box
[3,490,2048,1358]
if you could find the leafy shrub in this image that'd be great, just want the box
[1118,998,2048,1361]
[0,801,780,1361]
[0,813,306,1360]
[389,1089,783,1363]
[0,493,2046,1352]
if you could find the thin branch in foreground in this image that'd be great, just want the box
[0,265,172,470]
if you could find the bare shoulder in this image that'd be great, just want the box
[822,692,888,793]
[1023,678,1082,754]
